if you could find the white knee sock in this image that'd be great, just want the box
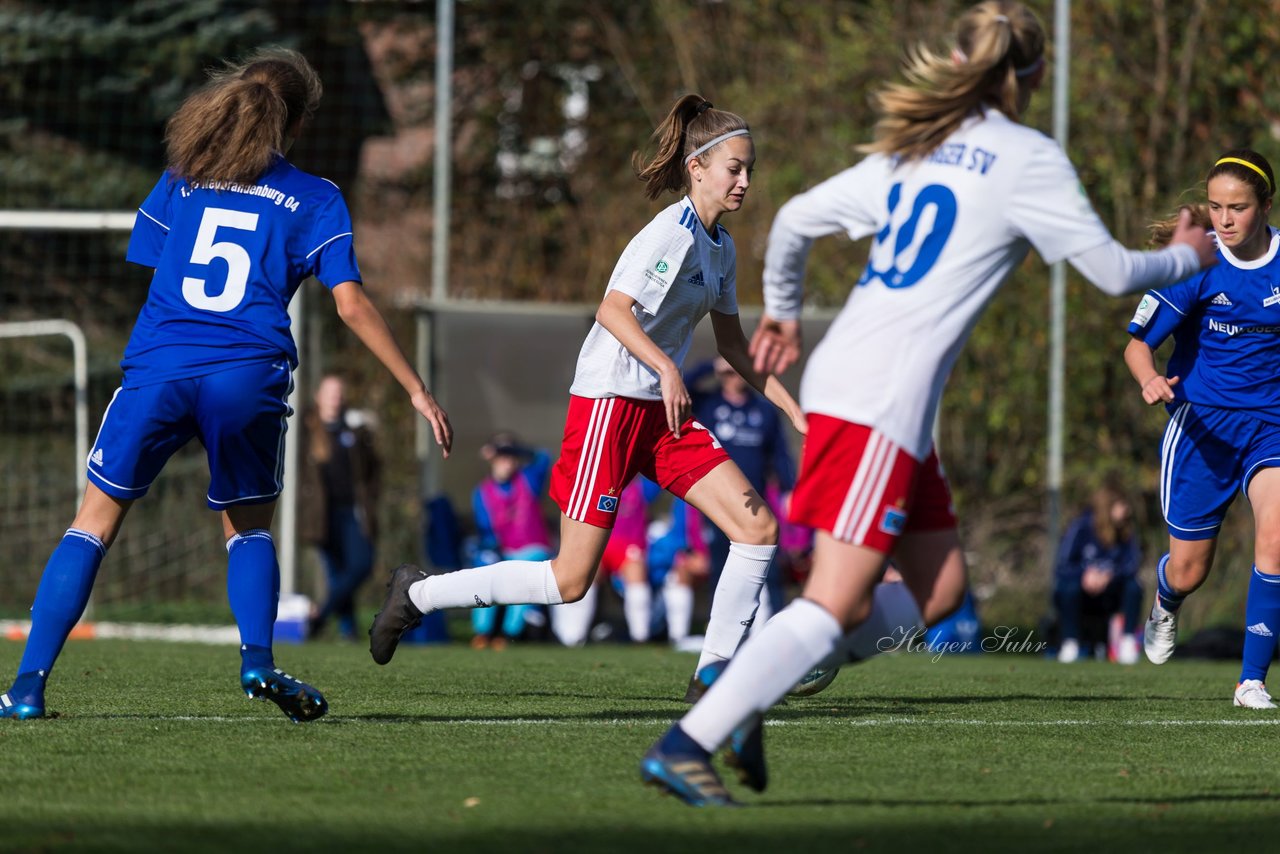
[663,576,694,644]
[696,542,775,670]
[623,582,652,642]
[681,598,842,752]
[409,559,564,614]
[823,581,924,668]
[551,583,597,647]
[750,586,774,637]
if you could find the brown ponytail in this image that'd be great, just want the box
[632,94,749,201]
[165,47,322,186]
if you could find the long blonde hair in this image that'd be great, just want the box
[862,1,1045,162]
[165,47,323,186]
[632,94,749,201]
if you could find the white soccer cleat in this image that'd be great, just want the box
[1116,634,1140,666]
[1234,679,1277,709]
[1143,598,1179,664]
[1056,638,1080,664]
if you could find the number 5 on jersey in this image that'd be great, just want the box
[182,207,259,312]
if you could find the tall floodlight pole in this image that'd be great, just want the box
[1047,0,1071,568]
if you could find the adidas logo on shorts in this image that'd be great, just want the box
[1247,622,1273,637]
[1212,292,1233,306]
[90,447,104,466]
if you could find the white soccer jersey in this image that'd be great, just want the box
[763,110,1117,459]
[571,197,738,400]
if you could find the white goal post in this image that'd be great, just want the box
[0,209,303,595]
[0,319,89,509]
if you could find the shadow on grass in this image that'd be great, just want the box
[3,812,1270,854]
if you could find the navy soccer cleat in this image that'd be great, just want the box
[368,563,429,665]
[641,737,739,807]
[724,714,767,792]
[241,667,328,723]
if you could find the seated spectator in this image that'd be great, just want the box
[469,433,554,650]
[1054,484,1143,664]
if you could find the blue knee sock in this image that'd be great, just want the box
[14,529,106,697]
[1240,566,1280,683]
[227,530,279,673]
[1155,553,1187,613]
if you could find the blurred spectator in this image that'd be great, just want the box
[300,374,380,642]
[688,357,798,618]
[1053,484,1143,664]
[648,497,711,648]
[469,433,554,650]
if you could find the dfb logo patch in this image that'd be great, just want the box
[596,494,619,513]
[879,506,907,536]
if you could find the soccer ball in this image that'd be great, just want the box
[788,665,840,697]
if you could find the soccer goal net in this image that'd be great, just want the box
[0,217,232,621]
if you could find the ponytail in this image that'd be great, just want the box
[862,1,1045,162]
[165,47,322,186]
[632,94,749,200]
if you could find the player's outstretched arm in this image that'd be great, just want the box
[331,281,452,457]
[1068,209,1217,297]
[710,311,806,435]
[1124,336,1179,406]
[595,290,691,437]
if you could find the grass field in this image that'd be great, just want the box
[3,637,1279,853]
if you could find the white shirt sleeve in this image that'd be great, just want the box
[608,216,693,316]
[1066,240,1200,296]
[1007,137,1114,265]
[762,158,889,320]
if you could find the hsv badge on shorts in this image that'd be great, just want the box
[879,506,907,536]
[597,494,619,513]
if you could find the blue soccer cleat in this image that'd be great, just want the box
[1,672,46,720]
[724,714,767,792]
[241,667,328,723]
[641,735,739,807]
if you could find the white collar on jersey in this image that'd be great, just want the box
[1216,227,1280,270]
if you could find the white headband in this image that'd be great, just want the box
[685,129,751,164]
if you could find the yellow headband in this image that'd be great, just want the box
[1215,156,1273,192]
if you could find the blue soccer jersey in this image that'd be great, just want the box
[121,156,362,387]
[1128,229,1280,424]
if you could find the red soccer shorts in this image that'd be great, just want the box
[789,414,956,554]
[549,395,730,529]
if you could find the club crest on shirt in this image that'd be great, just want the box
[596,494,619,513]
[1263,285,1280,308]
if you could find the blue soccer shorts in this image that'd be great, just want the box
[1160,402,1280,540]
[87,359,294,509]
